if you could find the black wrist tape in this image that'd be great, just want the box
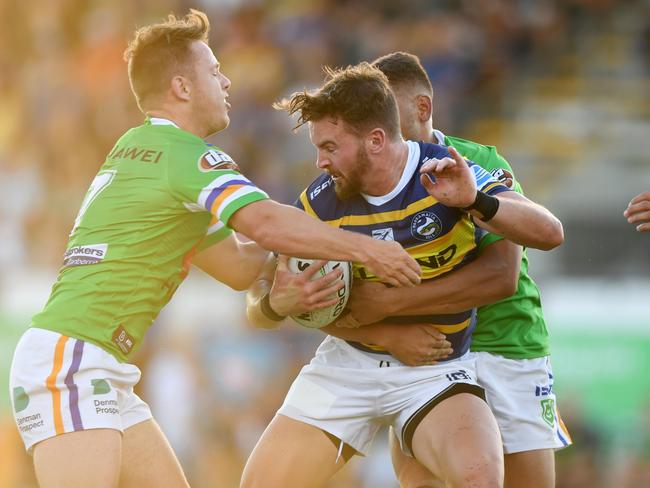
[260,292,285,321]
[464,191,500,222]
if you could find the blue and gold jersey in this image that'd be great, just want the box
[295,141,511,361]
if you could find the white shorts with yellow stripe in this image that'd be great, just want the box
[472,351,572,453]
[9,327,152,452]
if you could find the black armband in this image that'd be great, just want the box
[463,191,500,222]
[260,292,285,321]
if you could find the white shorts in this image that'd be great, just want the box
[9,328,152,452]
[278,336,485,457]
[472,351,572,454]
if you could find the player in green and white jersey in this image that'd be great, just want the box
[8,13,421,488]
[364,52,572,488]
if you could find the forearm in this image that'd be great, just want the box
[231,200,366,262]
[194,239,268,291]
[471,192,563,250]
[379,247,519,315]
[347,239,520,322]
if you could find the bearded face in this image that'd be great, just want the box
[332,144,370,200]
[310,117,371,200]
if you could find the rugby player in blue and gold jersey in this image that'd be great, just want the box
[243,62,563,488]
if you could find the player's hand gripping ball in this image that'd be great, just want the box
[287,258,352,328]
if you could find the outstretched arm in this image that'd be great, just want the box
[193,235,269,291]
[230,199,421,287]
[420,147,563,250]
[470,191,563,251]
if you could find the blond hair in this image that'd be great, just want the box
[124,9,210,111]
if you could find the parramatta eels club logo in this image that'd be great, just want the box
[410,211,442,241]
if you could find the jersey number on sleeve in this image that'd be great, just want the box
[70,170,117,236]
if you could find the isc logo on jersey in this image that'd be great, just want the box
[309,179,333,200]
[410,211,442,241]
[197,150,240,172]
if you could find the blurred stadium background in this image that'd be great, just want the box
[1,0,649,486]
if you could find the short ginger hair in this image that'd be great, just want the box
[124,9,210,111]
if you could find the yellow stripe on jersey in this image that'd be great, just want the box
[299,191,318,219]
[353,217,477,281]
[481,181,503,194]
[432,317,471,334]
[324,196,438,227]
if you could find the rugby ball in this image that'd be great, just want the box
[286,258,352,329]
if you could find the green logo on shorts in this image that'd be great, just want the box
[541,398,556,428]
[13,387,29,413]
[91,379,111,395]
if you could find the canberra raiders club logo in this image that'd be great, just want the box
[541,398,556,428]
[410,211,442,241]
[197,150,239,172]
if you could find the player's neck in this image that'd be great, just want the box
[406,123,435,144]
[363,140,409,196]
[146,108,206,139]
[421,124,437,144]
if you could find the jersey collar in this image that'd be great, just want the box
[432,129,446,145]
[148,117,180,128]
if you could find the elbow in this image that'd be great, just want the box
[502,271,519,297]
[482,258,519,302]
[492,266,519,300]
[538,219,564,251]
[249,227,274,251]
[230,280,250,292]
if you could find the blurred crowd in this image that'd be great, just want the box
[1,0,649,486]
[3,0,646,270]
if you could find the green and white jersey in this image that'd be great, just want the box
[32,118,268,362]
[435,130,550,359]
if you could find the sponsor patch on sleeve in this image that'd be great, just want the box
[490,168,514,188]
[198,150,240,172]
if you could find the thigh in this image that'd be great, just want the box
[119,419,189,488]
[277,338,384,455]
[33,428,121,488]
[505,449,555,488]
[240,414,347,488]
[411,393,503,487]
